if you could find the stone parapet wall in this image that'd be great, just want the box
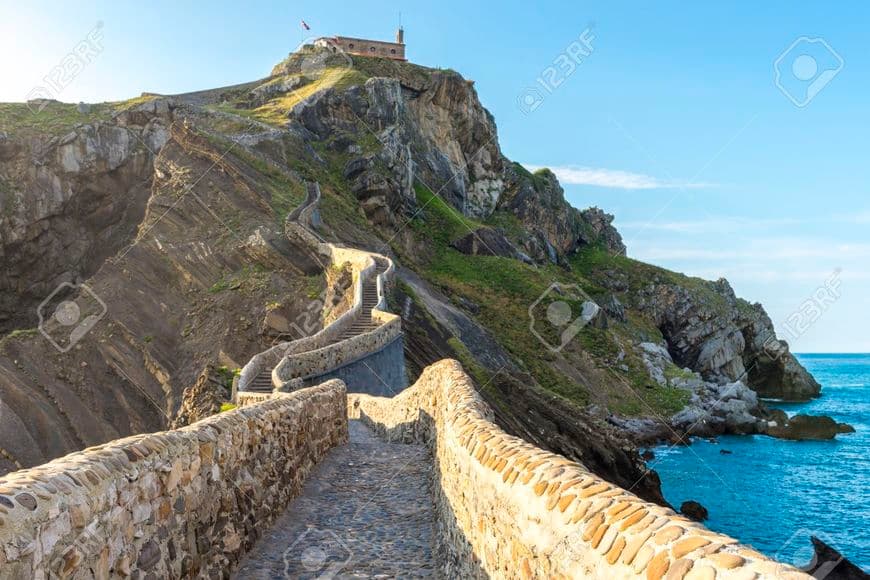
[302,335,407,396]
[349,360,810,580]
[0,381,348,579]
[274,311,402,385]
[237,180,399,396]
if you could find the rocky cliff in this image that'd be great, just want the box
[0,47,827,492]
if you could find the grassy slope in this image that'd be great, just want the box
[394,183,692,417]
[0,96,161,138]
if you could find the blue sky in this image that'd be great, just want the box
[2,1,868,352]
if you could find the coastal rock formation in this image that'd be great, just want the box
[171,366,228,428]
[805,536,870,580]
[639,278,820,401]
[766,411,855,440]
[680,500,709,522]
[451,226,528,261]
[497,164,626,261]
[0,101,171,332]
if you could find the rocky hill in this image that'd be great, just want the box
[0,47,824,502]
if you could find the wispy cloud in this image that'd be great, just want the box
[523,164,716,190]
[633,238,870,263]
[619,216,804,234]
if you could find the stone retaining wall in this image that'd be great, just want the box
[274,311,402,385]
[302,334,407,396]
[0,381,348,579]
[237,180,399,396]
[349,360,810,580]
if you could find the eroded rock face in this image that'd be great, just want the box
[497,165,626,262]
[450,226,524,260]
[680,500,709,522]
[640,279,820,401]
[291,74,502,221]
[766,411,855,440]
[0,101,173,332]
[171,366,226,428]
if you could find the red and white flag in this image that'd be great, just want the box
[300,19,311,31]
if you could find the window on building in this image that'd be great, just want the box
[348,43,354,49]
[390,49,396,54]
[370,46,376,52]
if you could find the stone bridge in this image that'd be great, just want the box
[234,181,407,405]
[0,360,811,578]
[0,188,813,579]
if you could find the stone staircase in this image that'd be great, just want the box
[336,258,388,341]
[235,183,400,400]
[244,258,390,394]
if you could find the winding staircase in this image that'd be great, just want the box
[235,183,399,400]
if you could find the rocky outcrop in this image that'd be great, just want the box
[639,278,820,401]
[680,500,709,522]
[0,120,325,472]
[171,366,227,428]
[289,72,502,220]
[450,226,525,260]
[805,536,870,580]
[765,411,855,440]
[497,165,626,262]
[0,101,172,332]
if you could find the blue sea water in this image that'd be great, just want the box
[650,353,870,572]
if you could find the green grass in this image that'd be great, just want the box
[570,246,743,316]
[410,183,481,246]
[7,328,37,339]
[0,102,112,137]
[220,403,237,413]
[216,68,368,128]
[396,182,698,416]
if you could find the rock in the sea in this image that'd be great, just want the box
[804,536,870,580]
[766,412,855,440]
[639,279,821,401]
[680,500,709,522]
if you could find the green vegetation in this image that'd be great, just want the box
[305,275,323,300]
[214,67,368,128]
[8,328,38,339]
[216,366,241,398]
[113,94,160,111]
[208,278,231,294]
[219,402,237,413]
[571,246,743,315]
[208,264,273,295]
[0,102,111,137]
[393,182,697,416]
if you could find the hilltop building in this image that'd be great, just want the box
[315,27,406,61]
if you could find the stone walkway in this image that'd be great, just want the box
[234,421,439,579]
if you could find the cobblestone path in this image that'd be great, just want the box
[234,420,439,579]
